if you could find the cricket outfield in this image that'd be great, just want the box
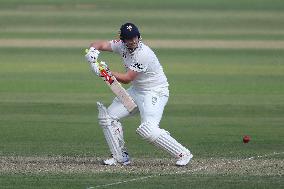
[0,0,284,188]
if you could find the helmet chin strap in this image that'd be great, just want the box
[125,40,141,53]
[127,46,137,53]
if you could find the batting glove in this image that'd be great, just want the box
[85,47,100,63]
[100,61,113,77]
[90,62,101,77]
[99,61,110,71]
[90,61,112,77]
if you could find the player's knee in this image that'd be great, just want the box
[136,122,167,143]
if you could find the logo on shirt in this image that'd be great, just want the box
[132,62,143,70]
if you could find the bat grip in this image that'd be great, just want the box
[100,69,114,84]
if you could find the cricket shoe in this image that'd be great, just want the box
[176,153,193,166]
[103,152,131,166]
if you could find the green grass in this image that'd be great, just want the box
[1,0,284,10]
[0,0,284,188]
[0,173,282,189]
[1,1,284,40]
[0,47,283,188]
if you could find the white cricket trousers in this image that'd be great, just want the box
[108,86,169,126]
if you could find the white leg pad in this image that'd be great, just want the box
[97,102,125,162]
[136,122,190,158]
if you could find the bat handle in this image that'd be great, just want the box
[94,61,114,84]
[100,69,114,84]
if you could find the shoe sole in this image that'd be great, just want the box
[102,160,131,166]
[176,154,193,166]
[121,160,131,165]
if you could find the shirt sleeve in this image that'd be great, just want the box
[110,39,122,54]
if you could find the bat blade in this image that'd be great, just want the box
[105,76,137,112]
[94,60,137,113]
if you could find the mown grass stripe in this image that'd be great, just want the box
[1,39,284,49]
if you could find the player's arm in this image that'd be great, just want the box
[112,69,138,84]
[85,41,112,64]
[89,41,112,52]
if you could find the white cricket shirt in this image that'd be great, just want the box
[110,40,169,92]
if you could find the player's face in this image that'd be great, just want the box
[124,36,139,50]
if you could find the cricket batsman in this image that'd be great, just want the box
[85,23,193,166]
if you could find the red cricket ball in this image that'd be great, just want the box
[243,135,250,143]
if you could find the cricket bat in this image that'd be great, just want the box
[95,61,137,113]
